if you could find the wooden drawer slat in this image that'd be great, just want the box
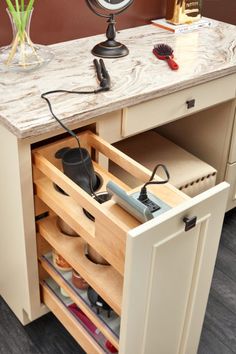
[38,217,123,316]
[40,256,119,349]
[41,281,105,354]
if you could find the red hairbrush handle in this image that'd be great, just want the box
[152,49,179,70]
[166,56,179,70]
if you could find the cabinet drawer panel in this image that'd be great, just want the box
[122,75,236,137]
[41,281,105,354]
[225,162,236,211]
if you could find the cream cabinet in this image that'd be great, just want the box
[0,123,229,354]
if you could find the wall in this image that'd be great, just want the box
[0,0,166,46]
[202,0,236,26]
[0,0,235,46]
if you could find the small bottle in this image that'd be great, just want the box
[72,269,89,290]
[52,249,72,272]
[166,0,201,25]
[60,287,70,298]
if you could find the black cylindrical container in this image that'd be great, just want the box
[58,147,97,194]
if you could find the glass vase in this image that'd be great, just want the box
[0,8,53,72]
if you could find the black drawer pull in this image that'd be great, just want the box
[186,99,195,109]
[183,216,197,231]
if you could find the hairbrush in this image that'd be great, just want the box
[153,44,179,70]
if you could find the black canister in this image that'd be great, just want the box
[56,147,97,194]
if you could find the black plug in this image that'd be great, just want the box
[138,186,148,202]
[137,164,170,213]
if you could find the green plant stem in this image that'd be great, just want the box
[25,31,42,63]
[6,32,19,65]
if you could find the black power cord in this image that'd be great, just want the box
[41,59,111,199]
[138,164,170,205]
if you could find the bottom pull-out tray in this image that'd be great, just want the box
[41,279,116,354]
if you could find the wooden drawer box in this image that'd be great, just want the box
[33,130,229,354]
[33,131,186,277]
[122,74,236,138]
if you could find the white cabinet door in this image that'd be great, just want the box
[120,182,229,354]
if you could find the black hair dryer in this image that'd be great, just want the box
[55,147,98,194]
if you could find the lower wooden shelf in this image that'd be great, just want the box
[40,253,120,349]
[37,215,123,316]
[41,280,109,354]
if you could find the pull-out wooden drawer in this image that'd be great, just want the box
[33,130,186,276]
[33,130,229,354]
[122,74,236,138]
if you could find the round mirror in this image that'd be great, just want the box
[90,0,133,11]
[86,0,133,58]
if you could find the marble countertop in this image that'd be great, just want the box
[0,19,236,139]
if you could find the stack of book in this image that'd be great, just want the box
[151,17,212,33]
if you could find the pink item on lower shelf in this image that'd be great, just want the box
[68,303,98,334]
[106,340,118,353]
[68,303,118,353]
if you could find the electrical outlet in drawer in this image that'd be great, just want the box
[122,74,236,138]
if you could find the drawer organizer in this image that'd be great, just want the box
[33,130,188,353]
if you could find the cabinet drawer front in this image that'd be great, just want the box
[41,282,105,354]
[120,183,229,354]
[122,74,236,138]
[225,162,236,211]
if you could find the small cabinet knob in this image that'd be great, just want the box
[186,99,195,109]
[183,216,197,232]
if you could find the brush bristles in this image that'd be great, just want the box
[154,43,173,56]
